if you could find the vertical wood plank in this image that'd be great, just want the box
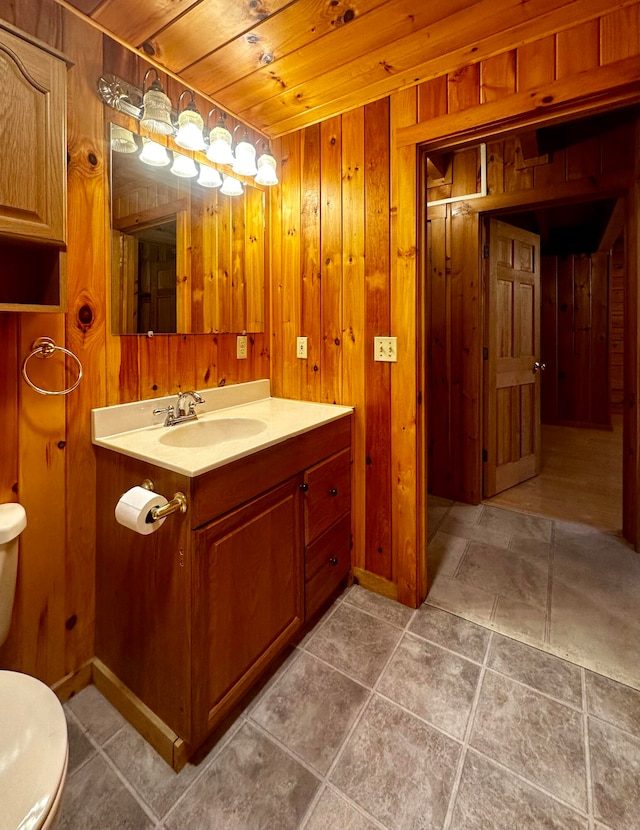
[591,252,610,426]
[557,256,576,422]
[341,108,366,577]
[541,256,559,423]
[281,132,302,399]
[417,75,447,123]
[63,10,106,674]
[557,19,600,78]
[320,117,343,405]
[601,5,640,64]
[364,98,392,576]
[480,51,516,104]
[300,124,322,401]
[573,255,592,422]
[517,36,556,90]
[269,138,284,396]
[447,64,480,113]
[390,87,423,606]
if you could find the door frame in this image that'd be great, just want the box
[421,109,639,547]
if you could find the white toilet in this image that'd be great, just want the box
[0,503,69,830]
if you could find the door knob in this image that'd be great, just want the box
[533,361,546,373]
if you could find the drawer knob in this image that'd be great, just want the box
[329,488,338,496]
[300,483,309,492]
[329,556,338,566]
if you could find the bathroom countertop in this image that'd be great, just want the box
[91,381,352,477]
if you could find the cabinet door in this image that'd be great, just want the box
[193,477,303,739]
[0,26,66,243]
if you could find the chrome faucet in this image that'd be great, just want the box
[153,391,205,427]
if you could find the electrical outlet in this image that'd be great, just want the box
[236,335,248,359]
[374,336,397,362]
[297,336,308,359]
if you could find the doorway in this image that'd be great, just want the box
[425,107,635,540]
[479,202,624,533]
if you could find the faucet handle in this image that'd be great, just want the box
[153,404,175,424]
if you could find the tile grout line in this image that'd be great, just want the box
[64,708,161,827]
[442,629,494,830]
[582,668,596,830]
[295,606,420,830]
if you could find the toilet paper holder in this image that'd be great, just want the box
[141,479,188,521]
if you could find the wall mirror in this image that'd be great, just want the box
[109,123,266,335]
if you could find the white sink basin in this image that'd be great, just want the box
[158,417,268,448]
[158,418,267,448]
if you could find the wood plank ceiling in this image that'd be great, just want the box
[59,0,628,138]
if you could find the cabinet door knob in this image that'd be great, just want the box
[299,483,309,492]
[329,488,338,496]
[329,556,338,566]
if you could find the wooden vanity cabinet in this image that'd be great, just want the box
[0,21,69,311]
[95,414,351,769]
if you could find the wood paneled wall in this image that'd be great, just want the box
[541,253,610,428]
[0,0,269,688]
[2,0,639,690]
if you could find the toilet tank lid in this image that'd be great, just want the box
[0,503,27,544]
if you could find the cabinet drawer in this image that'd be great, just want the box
[305,514,351,619]
[304,448,351,542]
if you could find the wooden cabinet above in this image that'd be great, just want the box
[0,21,70,312]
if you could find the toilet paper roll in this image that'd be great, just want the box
[115,486,168,535]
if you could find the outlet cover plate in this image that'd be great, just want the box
[237,335,248,359]
[297,336,308,359]
[374,336,397,362]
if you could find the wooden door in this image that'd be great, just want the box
[484,219,542,497]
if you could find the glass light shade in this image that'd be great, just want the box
[197,164,223,188]
[175,108,206,151]
[232,137,258,177]
[140,87,174,136]
[220,175,243,197]
[110,125,137,154]
[170,153,198,178]
[206,123,234,165]
[254,152,278,185]
[139,139,170,166]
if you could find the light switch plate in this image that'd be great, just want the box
[374,336,397,362]
[297,336,308,359]
[236,335,248,359]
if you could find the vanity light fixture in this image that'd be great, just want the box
[110,125,138,154]
[170,152,198,178]
[206,109,235,166]
[254,140,278,186]
[175,91,206,151]
[139,138,171,167]
[220,175,244,197]
[232,126,258,177]
[140,68,174,136]
[197,164,223,188]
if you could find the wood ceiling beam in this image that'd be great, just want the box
[238,0,636,136]
[396,57,640,149]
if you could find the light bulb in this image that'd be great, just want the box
[139,139,170,166]
[197,165,223,188]
[170,153,198,178]
[254,152,278,185]
[220,175,243,196]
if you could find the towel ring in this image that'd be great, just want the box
[22,337,83,396]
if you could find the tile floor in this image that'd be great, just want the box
[59,573,640,830]
[427,499,640,691]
